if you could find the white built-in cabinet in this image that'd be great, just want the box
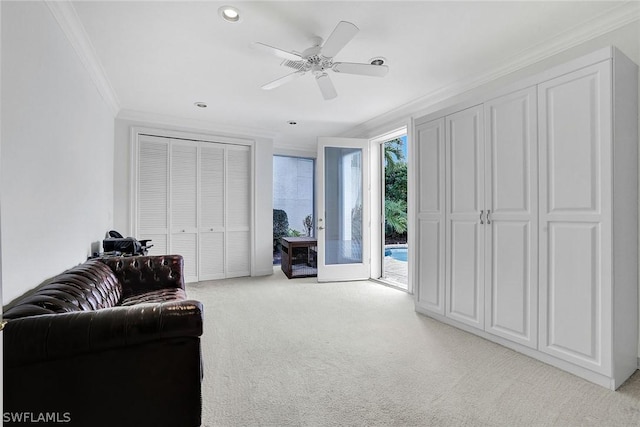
[414,47,638,389]
[135,134,252,283]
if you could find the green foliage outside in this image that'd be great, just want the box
[287,229,302,237]
[273,209,289,249]
[384,138,407,242]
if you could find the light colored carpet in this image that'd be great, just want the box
[188,270,640,427]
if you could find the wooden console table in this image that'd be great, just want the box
[280,237,317,279]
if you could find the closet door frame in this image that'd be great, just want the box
[130,127,256,279]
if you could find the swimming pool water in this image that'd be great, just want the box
[385,247,408,262]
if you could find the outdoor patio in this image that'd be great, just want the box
[383,254,408,290]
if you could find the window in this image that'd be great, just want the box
[272,155,315,265]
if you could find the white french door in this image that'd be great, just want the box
[317,137,370,282]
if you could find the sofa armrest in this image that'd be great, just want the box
[98,255,184,297]
[4,299,203,366]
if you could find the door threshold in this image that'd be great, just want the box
[370,278,410,293]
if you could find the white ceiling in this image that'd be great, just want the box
[71,1,631,151]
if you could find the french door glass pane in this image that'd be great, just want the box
[324,147,363,265]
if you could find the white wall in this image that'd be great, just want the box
[1,1,115,305]
[113,116,274,277]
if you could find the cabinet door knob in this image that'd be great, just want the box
[487,210,492,225]
[480,210,484,225]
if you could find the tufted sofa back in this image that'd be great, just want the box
[3,260,122,319]
[99,255,184,298]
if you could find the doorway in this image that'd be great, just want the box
[272,155,315,266]
[377,130,408,290]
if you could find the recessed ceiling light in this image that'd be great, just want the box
[370,57,386,66]
[218,6,241,23]
[287,121,297,125]
[194,102,208,108]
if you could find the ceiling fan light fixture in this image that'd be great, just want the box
[370,57,386,66]
[218,6,241,23]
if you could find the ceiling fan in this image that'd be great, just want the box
[253,21,389,100]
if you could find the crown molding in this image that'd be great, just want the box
[343,1,640,138]
[45,1,120,116]
[117,109,279,141]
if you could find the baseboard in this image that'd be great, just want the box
[415,305,621,390]
[253,268,276,277]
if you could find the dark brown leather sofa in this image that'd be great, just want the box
[3,255,203,427]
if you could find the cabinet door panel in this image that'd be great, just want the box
[200,145,225,229]
[171,144,198,230]
[227,230,251,277]
[538,62,612,374]
[545,76,601,214]
[488,221,532,340]
[487,91,534,214]
[449,221,482,324]
[199,145,225,280]
[546,223,600,362]
[416,118,445,314]
[138,137,169,236]
[446,106,484,329]
[172,232,198,283]
[418,122,443,214]
[449,110,483,215]
[417,219,443,313]
[199,231,225,280]
[227,147,251,229]
[484,87,538,348]
[226,147,251,277]
[170,143,198,282]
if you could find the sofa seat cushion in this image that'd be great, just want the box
[120,288,187,306]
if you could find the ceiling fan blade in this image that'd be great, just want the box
[320,21,359,58]
[316,73,337,100]
[261,71,306,90]
[252,42,302,62]
[333,62,389,77]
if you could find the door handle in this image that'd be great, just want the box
[480,210,484,225]
[487,210,491,225]
[318,226,325,230]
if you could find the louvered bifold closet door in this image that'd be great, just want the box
[171,142,199,283]
[199,144,225,280]
[226,146,251,277]
[138,135,169,255]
